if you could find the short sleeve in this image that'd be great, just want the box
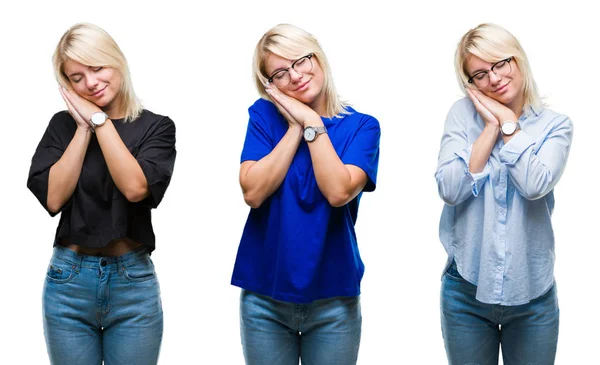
[341,115,381,192]
[27,113,69,216]
[240,107,274,163]
[137,117,177,208]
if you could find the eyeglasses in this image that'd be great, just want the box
[267,54,314,88]
[467,57,513,89]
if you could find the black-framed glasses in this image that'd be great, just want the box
[267,54,314,88]
[467,57,513,89]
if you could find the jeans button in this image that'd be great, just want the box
[100,260,107,267]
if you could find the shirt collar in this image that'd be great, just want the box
[520,104,541,120]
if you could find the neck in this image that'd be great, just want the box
[309,93,329,118]
[507,92,526,119]
[103,97,125,120]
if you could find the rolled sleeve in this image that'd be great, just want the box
[137,117,177,208]
[499,116,572,200]
[27,113,69,216]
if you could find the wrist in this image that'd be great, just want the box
[484,124,500,133]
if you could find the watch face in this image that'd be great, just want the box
[502,122,517,135]
[92,112,107,126]
[304,127,316,141]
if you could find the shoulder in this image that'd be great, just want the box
[48,110,74,125]
[249,98,278,117]
[341,106,380,130]
[448,97,476,116]
[135,109,175,132]
[137,109,173,125]
[44,110,76,136]
[537,107,573,128]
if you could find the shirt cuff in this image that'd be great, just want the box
[455,145,490,197]
[499,131,535,165]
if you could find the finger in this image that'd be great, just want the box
[60,88,88,126]
[471,97,498,124]
[266,89,298,125]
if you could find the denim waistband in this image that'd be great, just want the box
[51,244,150,270]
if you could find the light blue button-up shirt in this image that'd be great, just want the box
[435,97,573,305]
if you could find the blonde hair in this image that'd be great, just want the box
[253,24,349,118]
[53,23,142,122]
[455,23,543,109]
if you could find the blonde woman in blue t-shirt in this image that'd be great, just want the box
[231,24,380,365]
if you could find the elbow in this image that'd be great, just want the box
[521,189,547,201]
[124,185,149,203]
[437,187,462,207]
[326,191,352,208]
[521,176,554,201]
[242,190,264,209]
[440,195,460,207]
[46,200,61,214]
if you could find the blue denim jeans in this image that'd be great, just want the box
[43,245,163,365]
[240,290,361,365]
[441,260,559,365]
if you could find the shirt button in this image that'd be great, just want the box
[496,266,503,272]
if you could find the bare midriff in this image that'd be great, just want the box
[58,237,143,257]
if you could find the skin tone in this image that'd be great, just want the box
[239,52,368,208]
[465,55,525,173]
[47,58,148,255]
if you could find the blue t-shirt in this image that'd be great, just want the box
[231,98,380,303]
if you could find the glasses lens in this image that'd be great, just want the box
[294,56,313,74]
[271,71,291,88]
[472,73,489,89]
[493,59,511,78]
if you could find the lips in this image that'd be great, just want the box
[495,82,509,93]
[91,86,107,97]
[294,79,311,91]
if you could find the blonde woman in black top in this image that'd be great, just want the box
[27,23,176,364]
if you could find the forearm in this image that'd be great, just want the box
[304,117,363,207]
[499,126,572,200]
[469,125,499,173]
[95,121,148,202]
[47,127,92,212]
[240,125,303,208]
[308,136,359,207]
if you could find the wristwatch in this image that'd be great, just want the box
[303,126,327,142]
[500,120,520,136]
[90,111,108,131]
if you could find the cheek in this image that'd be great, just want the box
[70,82,88,96]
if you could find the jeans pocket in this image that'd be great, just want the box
[46,259,76,284]
[444,261,468,283]
[123,259,156,283]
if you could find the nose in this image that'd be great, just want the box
[86,75,99,90]
[488,70,502,85]
[289,68,304,83]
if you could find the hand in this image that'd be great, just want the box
[265,82,320,129]
[59,86,102,131]
[467,89,517,127]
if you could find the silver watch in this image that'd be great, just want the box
[90,111,108,130]
[303,126,327,142]
[500,120,520,136]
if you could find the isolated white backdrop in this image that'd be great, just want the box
[0,0,596,363]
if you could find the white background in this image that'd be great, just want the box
[0,0,597,363]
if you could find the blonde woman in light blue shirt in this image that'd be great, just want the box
[435,23,573,365]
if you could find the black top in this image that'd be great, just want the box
[27,109,176,252]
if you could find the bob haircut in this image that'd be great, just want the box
[455,23,543,110]
[253,23,349,118]
[53,23,142,122]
